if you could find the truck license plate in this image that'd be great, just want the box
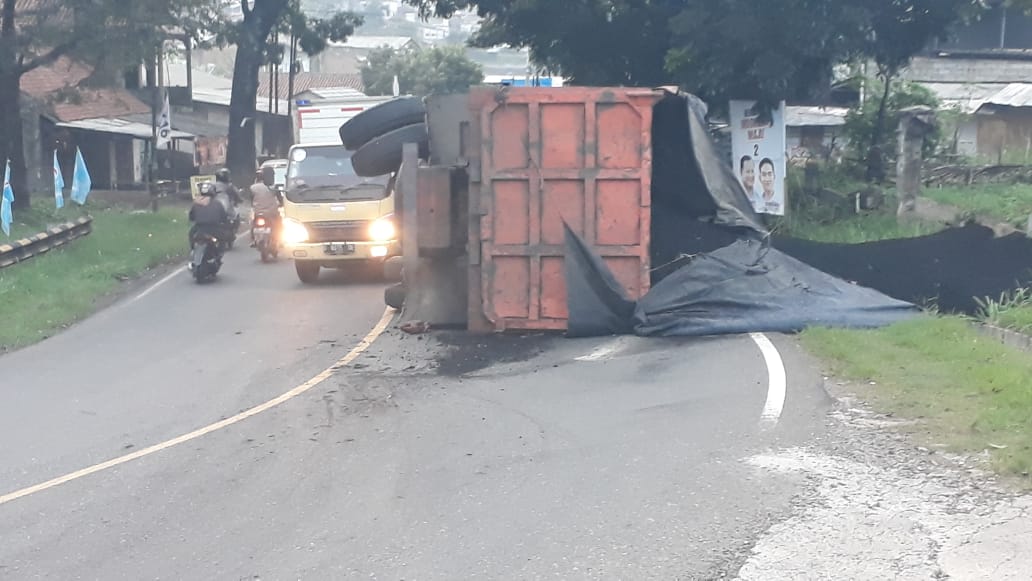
[254,227,271,234]
[325,243,355,255]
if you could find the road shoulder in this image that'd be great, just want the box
[732,336,1032,580]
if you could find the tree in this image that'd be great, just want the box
[843,79,940,173]
[217,1,361,185]
[665,1,869,107]
[361,45,483,97]
[0,0,200,208]
[855,0,976,182]
[408,1,981,115]
[406,0,678,86]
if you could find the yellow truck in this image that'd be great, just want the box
[280,143,399,283]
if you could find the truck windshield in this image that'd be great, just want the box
[286,145,389,203]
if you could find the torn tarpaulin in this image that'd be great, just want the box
[564,226,919,338]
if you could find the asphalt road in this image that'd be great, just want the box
[0,243,834,580]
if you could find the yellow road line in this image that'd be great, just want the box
[0,307,395,507]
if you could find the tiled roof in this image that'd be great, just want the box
[50,88,150,123]
[257,72,365,100]
[20,56,91,96]
[22,58,150,122]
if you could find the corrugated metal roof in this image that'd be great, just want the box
[297,87,368,100]
[192,88,289,115]
[784,106,849,127]
[982,82,1032,108]
[57,118,194,140]
[921,82,1004,113]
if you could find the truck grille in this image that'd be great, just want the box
[306,220,371,243]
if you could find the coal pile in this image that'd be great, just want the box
[644,90,1032,316]
[773,224,1032,314]
[652,218,1032,315]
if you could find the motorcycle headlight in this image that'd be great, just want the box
[282,218,309,244]
[369,217,397,242]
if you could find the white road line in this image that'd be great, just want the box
[0,307,395,507]
[127,266,186,304]
[749,332,787,427]
[575,337,631,362]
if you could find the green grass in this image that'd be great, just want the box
[774,211,941,243]
[976,288,1032,334]
[0,203,187,351]
[923,183,1032,227]
[802,316,1032,484]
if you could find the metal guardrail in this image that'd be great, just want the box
[0,216,93,269]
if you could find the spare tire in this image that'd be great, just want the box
[351,122,429,178]
[384,283,406,310]
[339,97,426,151]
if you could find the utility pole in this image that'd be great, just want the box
[149,49,160,213]
[287,29,297,146]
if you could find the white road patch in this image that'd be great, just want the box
[748,333,786,426]
[735,448,1032,580]
[575,336,632,362]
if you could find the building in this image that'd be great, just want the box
[902,51,1032,160]
[308,35,418,74]
[257,72,365,101]
[784,106,849,165]
[21,57,194,192]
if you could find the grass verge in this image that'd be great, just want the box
[976,288,1032,334]
[801,316,1032,485]
[923,183,1032,227]
[774,210,941,243]
[0,202,187,351]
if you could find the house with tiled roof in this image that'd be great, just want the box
[20,56,194,191]
[257,72,365,100]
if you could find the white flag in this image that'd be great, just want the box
[392,75,400,97]
[156,92,172,148]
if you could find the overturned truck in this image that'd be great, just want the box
[338,86,1031,337]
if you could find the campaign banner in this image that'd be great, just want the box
[730,100,787,216]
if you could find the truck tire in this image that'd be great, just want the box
[384,283,406,310]
[295,261,320,284]
[350,123,429,178]
[339,97,426,151]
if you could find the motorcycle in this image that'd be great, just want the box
[189,231,224,283]
[252,213,279,263]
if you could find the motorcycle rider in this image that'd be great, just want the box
[188,183,230,250]
[249,165,283,247]
[213,167,243,242]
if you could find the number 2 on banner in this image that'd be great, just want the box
[754,144,759,156]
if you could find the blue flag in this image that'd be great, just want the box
[1,159,13,237]
[54,150,65,209]
[70,147,91,205]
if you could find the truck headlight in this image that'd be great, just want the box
[369,217,396,242]
[282,218,309,244]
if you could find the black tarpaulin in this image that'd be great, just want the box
[651,92,767,236]
[564,226,920,338]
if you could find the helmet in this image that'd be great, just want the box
[215,168,231,183]
[198,182,216,197]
